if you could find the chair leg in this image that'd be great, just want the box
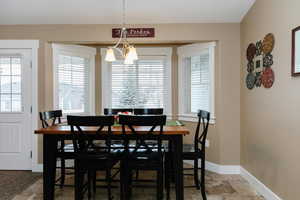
[200,158,207,200]
[75,162,84,200]
[60,158,66,188]
[128,170,133,198]
[88,170,92,200]
[135,169,139,180]
[157,167,164,200]
[194,159,200,190]
[93,171,97,194]
[106,169,113,200]
[165,159,170,200]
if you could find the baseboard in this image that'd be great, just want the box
[184,160,240,174]
[32,164,43,172]
[240,167,283,200]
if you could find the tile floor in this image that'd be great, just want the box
[10,169,265,200]
[0,171,41,200]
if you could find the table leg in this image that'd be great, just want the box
[173,135,184,200]
[43,135,57,200]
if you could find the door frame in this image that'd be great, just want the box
[0,40,39,171]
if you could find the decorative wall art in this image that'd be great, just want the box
[292,26,300,76]
[246,33,275,90]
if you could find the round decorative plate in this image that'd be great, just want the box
[261,68,275,88]
[263,53,273,67]
[246,73,256,90]
[262,33,275,54]
[247,43,256,61]
[247,61,254,72]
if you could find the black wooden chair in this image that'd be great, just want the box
[166,110,210,200]
[67,115,120,200]
[119,114,167,200]
[131,108,164,180]
[133,108,163,115]
[39,110,74,188]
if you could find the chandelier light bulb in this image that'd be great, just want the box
[127,46,138,61]
[124,54,134,65]
[105,48,116,62]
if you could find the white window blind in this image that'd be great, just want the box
[56,55,89,114]
[190,53,210,113]
[178,43,215,122]
[102,48,172,115]
[53,44,96,114]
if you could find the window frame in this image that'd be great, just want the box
[101,47,172,116]
[52,44,96,115]
[178,42,216,123]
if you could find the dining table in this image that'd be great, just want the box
[35,122,190,200]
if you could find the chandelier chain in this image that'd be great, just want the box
[122,0,126,27]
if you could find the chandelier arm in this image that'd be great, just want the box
[113,29,124,49]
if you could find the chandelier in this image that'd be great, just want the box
[105,0,138,64]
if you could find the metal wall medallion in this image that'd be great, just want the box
[247,61,254,72]
[256,40,262,56]
[263,53,274,67]
[247,43,256,61]
[261,68,275,88]
[246,33,275,90]
[262,33,275,54]
[255,72,262,87]
[246,73,256,90]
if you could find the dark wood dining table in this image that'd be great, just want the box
[35,124,189,200]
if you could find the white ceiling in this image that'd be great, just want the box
[0,0,255,25]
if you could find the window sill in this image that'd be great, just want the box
[177,114,216,124]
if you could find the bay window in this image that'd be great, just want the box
[101,48,172,115]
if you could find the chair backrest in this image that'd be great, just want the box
[39,110,63,128]
[194,110,210,152]
[104,108,133,115]
[67,115,114,153]
[133,108,163,115]
[119,115,166,155]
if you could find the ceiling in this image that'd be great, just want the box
[0,0,255,25]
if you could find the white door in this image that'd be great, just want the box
[0,49,32,170]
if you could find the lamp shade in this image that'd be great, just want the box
[105,48,116,62]
[124,54,134,65]
[127,46,138,61]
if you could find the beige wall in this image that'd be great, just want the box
[241,0,300,199]
[0,23,241,166]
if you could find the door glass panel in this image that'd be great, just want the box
[0,56,22,112]
[11,94,21,112]
[1,94,11,112]
[0,76,11,93]
[12,76,21,94]
[0,58,11,75]
[11,58,21,75]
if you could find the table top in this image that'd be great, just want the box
[35,124,190,135]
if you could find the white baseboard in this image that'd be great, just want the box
[240,167,283,200]
[185,161,282,200]
[184,160,240,174]
[32,164,43,172]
